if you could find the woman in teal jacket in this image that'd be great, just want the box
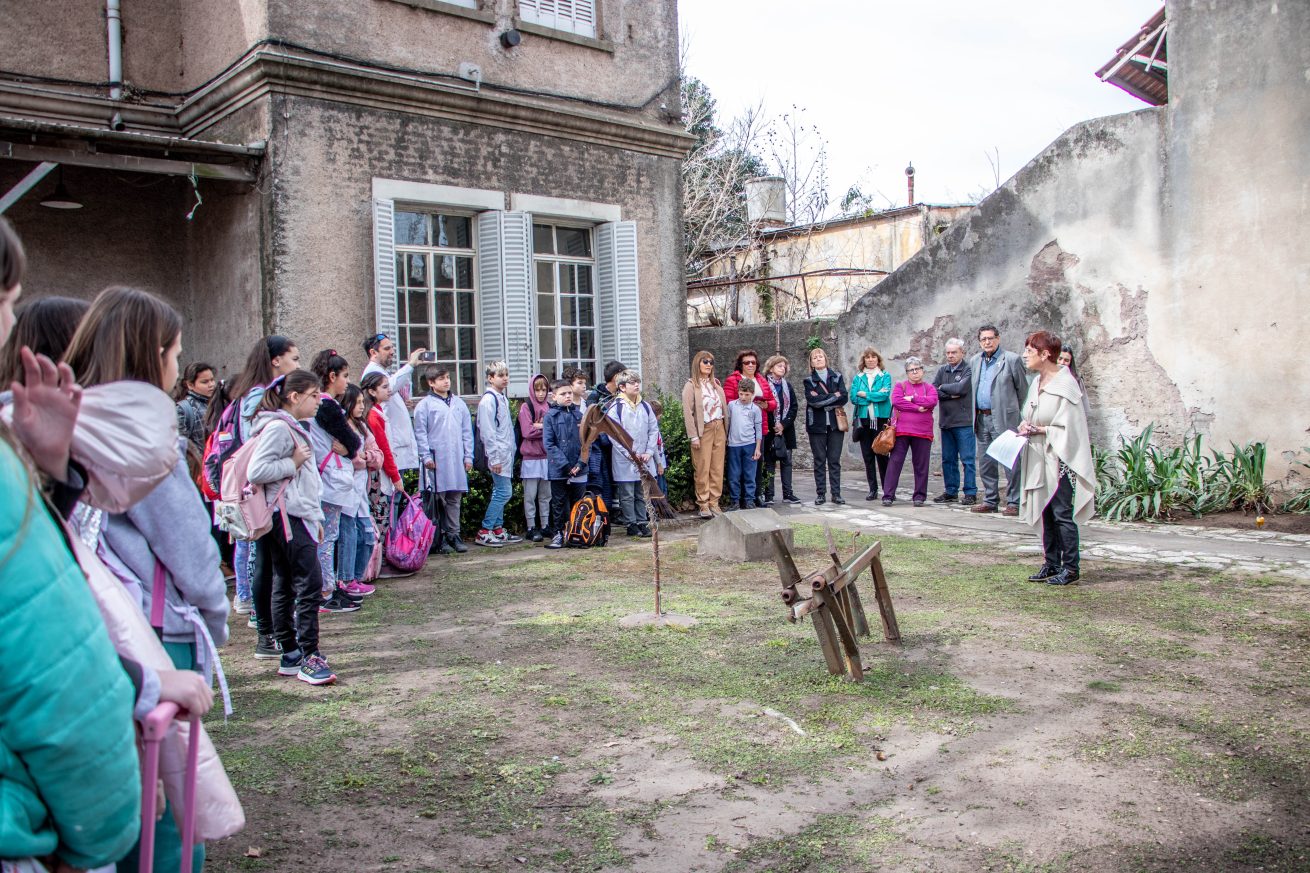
[1,218,141,870]
[850,346,893,500]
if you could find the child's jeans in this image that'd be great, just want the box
[481,472,512,530]
[615,481,648,527]
[336,513,370,582]
[726,443,757,506]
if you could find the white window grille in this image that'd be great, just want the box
[518,0,596,38]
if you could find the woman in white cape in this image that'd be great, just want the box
[1017,331,1095,586]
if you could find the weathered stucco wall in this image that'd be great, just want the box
[837,0,1309,475]
[687,319,840,404]
[264,95,687,391]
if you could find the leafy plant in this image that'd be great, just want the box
[654,389,696,511]
[1278,447,1310,514]
[1210,441,1272,514]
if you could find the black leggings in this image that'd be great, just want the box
[261,512,324,656]
[1041,474,1080,572]
[854,417,891,494]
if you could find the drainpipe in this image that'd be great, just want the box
[107,0,125,129]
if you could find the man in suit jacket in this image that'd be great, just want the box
[762,354,800,505]
[970,324,1030,515]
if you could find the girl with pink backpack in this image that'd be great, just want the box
[337,383,383,591]
[245,370,337,687]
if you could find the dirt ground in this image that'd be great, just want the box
[206,524,1309,873]
[1174,510,1310,536]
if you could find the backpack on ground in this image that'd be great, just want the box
[564,492,610,548]
[214,418,292,542]
[384,491,436,573]
[201,400,243,498]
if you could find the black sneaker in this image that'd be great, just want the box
[448,535,469,553]
[298,652,337,686]
[784,495,802,505]
[636,525,653,538]
[832,496,846,505]
[932,493,958,504]
[529,527,544,543]
[546,533,564,549]
[320,592,361,614]
[278,648,304,676]
[961,495,977,506]
[626,524,640,536]
[254,634,282,660]
[814,497,826,506]
[432,535,452,555]
[334,584,364,604]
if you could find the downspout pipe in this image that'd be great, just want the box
[107,0,125,129]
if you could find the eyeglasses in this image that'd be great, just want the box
[906,367,924,372]
[741,360,757,367]
[701,359,714,365]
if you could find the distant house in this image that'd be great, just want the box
[687,203,972,327]
[0,0,692,396]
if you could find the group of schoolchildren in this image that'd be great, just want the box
[413,357,665,551]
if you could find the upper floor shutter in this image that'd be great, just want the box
[372,199,399,343]
[476,211,536,397]
[595,221,642,374]
[519,0,596,38]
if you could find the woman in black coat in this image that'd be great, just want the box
[803,347,848,505]
[762,354,800,505]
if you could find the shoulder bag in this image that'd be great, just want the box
[872,412,897,456]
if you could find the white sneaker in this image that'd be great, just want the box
[493,528,524,544]
[232,595,253,615]
[475,529,503,548]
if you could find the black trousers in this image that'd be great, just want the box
[549,479,587,534]
[1041,474,1080,572]
[264,511,324,656]
[854,417,891,495]
[808,430,844,498]
[251,541,273,637]
[764,443,795,501]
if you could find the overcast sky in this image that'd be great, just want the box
[678,0,1163,208]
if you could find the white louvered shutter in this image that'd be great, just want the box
[596,221,642,373]
[476,211,535,397]
[519,0,595,37]
[372,199,399,343]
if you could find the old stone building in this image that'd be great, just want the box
[835,0,1309,474]
[0,0,692,395]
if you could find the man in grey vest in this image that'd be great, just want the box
[970,324,1028,516]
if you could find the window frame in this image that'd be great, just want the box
[532,220,600,385]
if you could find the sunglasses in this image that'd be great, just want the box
[702,359,715,365]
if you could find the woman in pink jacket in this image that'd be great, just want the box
[881,356,939,507]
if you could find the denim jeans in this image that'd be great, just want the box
[725,443,757,506]
[939,425,978,497]
[481,472,512,530]
[234,539,253,602]
[336,513,370,583]
[317,503,342,595]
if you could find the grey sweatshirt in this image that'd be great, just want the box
[246,410,326,527]
[102,440,229,647]
[727,399,763,447]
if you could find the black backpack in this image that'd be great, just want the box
[471,390,501,473]
[564,492,610,548]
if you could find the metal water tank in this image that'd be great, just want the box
[744,176,787,226]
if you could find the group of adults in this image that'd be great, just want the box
[681,324,1094,586]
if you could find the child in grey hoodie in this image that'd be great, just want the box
[246,370,336,686]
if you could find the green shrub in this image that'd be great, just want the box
[1282,448,1310,514]
[654,389,696,511]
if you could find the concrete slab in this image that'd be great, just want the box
[696,508,793,563]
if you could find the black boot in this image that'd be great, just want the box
[447,534,469,554]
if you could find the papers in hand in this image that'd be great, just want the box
[985,429,1028,468]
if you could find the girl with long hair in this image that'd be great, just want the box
[307,349,363,614]
[173,360,217,452]
[337,383,382,592]
[246,369,338,684]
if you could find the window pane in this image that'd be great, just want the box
[540,361,559,382]
[453,256,474,289]
[408,290,429,324]
[533,224,555,254]
[575,264,593,295]
[561,295,577,326]
[537,293,555,326]
[538,328,557,360]
[409,325,431,353]
[456,292,475,324]
[579,329,595,360]
[557,226,591,257]
[458,363,477,395]
[535,261,554,294]
[563,330,579,357]
[407,254,428,287]
[435,255,456,289]
[437,215,472,249]
[560,265,577,295]
[437,327,457,360]
[577,295,594,326]
[395,211,431,246]
[457,327,476,358]
[435,291,455,325]
[394,290,407,322]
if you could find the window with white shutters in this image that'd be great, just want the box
[533,223,598,384]
[372,200,400,349]
[595,220,642,375]
[518,0,596,38]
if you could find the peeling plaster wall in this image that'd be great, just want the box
[836,0,1310,475]
[263,95,687,391]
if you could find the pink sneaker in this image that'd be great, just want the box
[342,580,375,597]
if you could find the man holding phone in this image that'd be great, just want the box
[361,332,427,484]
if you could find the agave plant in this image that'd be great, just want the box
[1212,441,1272,514]
[1279,447,1310,514]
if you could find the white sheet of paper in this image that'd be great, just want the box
[985,428,1028,469]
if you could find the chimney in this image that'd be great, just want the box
[905,162,915,206]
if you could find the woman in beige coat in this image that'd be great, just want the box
[1018,331,1095,586]
[681,350,728,519]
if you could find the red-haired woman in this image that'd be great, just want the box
[1018,331,1095,586]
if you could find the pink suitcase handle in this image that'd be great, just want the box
[140,702,201,873]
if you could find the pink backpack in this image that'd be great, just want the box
[215,415,294,541]
[384,491,435,573]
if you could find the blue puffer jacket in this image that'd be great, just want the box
[543,401,583,480]
[0,441,140,868]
